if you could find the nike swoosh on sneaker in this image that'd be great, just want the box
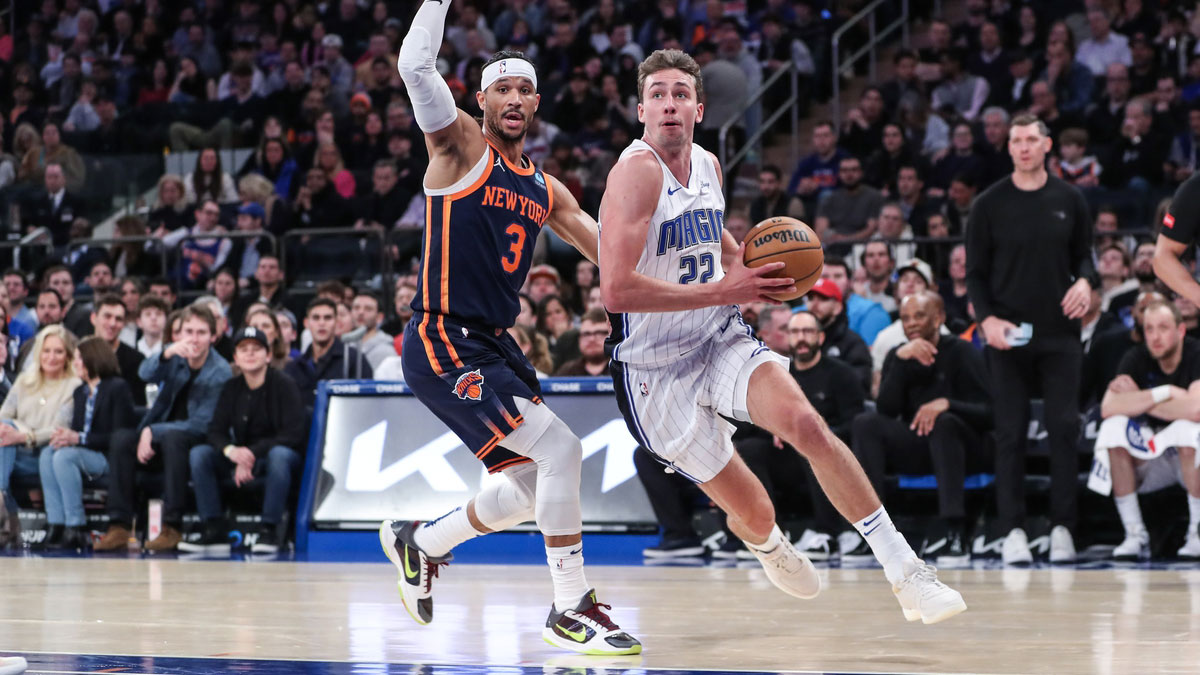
[403,547,421,581]
[924,537,947,554]
[558,624,589,642]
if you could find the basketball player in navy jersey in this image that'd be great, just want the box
[599,49,965,624]
[379,0,640,656]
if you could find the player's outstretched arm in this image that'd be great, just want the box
[543,173,598,265]
[397,0,485,185]
[1154,234,1200,307]
[598,151,793,313]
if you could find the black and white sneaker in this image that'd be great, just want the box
[251,525,287,554]
[841,535,877,564]
[380,520,452,625]
[923,531,970,568]
[178,522,231,554]
[795,529,839,561]
[542,589,642,655]
[642,537,705,559]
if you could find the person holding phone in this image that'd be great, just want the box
[965,114,1096,566]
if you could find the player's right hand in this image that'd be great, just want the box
[719,242,796,304]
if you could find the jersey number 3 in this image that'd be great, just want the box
[679,253,714,284]
[501,223,526,273]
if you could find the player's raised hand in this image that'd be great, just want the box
[718,242,797,304]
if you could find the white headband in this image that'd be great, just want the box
[481,58,538,93]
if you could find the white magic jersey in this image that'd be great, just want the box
[604,139,733,367]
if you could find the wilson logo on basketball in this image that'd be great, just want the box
[752,229,810,248]
[453,370,485,401]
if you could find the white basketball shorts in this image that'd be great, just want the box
[610,312,788,483]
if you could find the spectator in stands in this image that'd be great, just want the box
[3,271,36,345]
[554,308,610,376]
[929,124,985,197]
[20,123,85,192]
[99,305,232,552]
[0,325,79,532]
[879,49,924,117]
[244,307,291,370]
[752,305,792,356]
[211,268,238,323]
[749,164,804,224]
[285,298,372,410]
[380,281,416,337]
[893,165,940,237]
[33,289,64,335]
[184,326,304,554]
[183,148,239,205]
[526,264,561,305]
[943,174,978,236]
[870,258,940,390]
[1088,63,1134,147]
[1052,128,1102,187]
[89,294,145,406]
[83,261,114,297]
[1094,301,1200,560]
[968,21,1008,93]
[814,156,884,248]
[851,291,992,565]
[147,175,191,234]
[226,203,272,283]
[40,336,135,551]
[941,244,973,335]
[820,256,891,348]
[44,265,91,337]
[116,278,142,346]
[347,293,392,370]
[1042,37,1094,117]
[1167,106,1200,184]
[840,87,887,159]
[1077,7,1132,78]
[865,123,924,196]
[783,310,866,561]
[1101,99,1170,196]
[856,240,897,315]
[932,49,990,121]
[164,199,231,290]
[787,120,848,207]
[275,309,300,360]
[168,54,216,103]
[237,172,292,238]
[230,255,289,331]
[22,162,83,250]
[135,295,168,358]
[146,278,178,309]
[314,142,355,199]
[319,34,353,95]
[1097,244,1137,312]
[294,166,349,228]
[805,277,872,392]
[537,295,578,370]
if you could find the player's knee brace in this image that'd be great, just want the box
[522,416,584,536]
[473,461,537,532]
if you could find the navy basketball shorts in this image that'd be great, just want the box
[402,312,542,473]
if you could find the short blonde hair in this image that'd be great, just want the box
[238,173,275,204]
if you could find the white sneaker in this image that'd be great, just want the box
[0,656,27,675]
[1002,528,1033,565]
[750,537,821,599]
[795,529,836,561]
[1112,530,1149,560]
[892,558,967,624]
[542,589,642,655]
[1177,530,1200,560]
[1049,525,1076,563]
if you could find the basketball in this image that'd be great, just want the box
[742,217,824,302]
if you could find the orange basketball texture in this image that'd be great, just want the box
[742,217,824,302]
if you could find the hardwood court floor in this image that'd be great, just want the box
[2,557,1200,674]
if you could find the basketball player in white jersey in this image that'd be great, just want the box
[599,49,966,624]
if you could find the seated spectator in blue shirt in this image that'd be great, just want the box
[787,120,849,205]
[821,256,891,346]
[96,305,232,553]
[4,269,37,346]
[184,327,305,555]
[39,337,136,551]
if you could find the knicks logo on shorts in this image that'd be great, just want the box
[454,370,485,401]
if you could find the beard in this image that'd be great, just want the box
[1134,266,1156,283]
[485,109,528,143]
[792,342,820,364]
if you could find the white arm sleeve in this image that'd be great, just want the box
[397,0,459,134]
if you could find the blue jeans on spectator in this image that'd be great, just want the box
[0,444,40,514]
[39,446,108,527]
[189,445,301,525]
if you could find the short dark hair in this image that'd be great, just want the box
[484,49,534,71]
[893,49,918,64]
[1059,127,1088,148]
[315,279,347,300]
[823,256,849,274]
[42,264,71,284]
[94,293,126,314]
[148,277,175,292]
[581,307,609,324]
[77,336,121,379]
[791,310,823,331]
[897,163,924,181]
[3,269,26,287]
[307,296,338,316]
[373,159,398,174]
[354,292,381,311]
[637,49,704,103]
[760,164,782,180]
[813,119,836,134]
[37,288,63,307]
[137,295,169,316]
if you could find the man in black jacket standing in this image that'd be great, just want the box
[849,292,992,565]
[184,327,305,554]
[966,114,1095,565]
[285,297,372,409]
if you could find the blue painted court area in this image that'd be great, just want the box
[10,653,873,675]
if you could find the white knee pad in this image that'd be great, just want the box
[473,461,537,532]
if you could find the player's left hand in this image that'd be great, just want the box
[911,398,949,436]
[1061,278,1091,319]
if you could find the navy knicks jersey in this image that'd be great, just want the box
[413,141,553,336]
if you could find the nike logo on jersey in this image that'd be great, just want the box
[667,186,683,195]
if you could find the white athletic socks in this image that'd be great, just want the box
[1189,495,1200,535]
[547,543,589,611]
[854,506,917,585]
[744,523,788,555]
[413,506,483,558]
[1115,494,1147,537]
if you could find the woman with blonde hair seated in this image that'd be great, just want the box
[0,326,80,537]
